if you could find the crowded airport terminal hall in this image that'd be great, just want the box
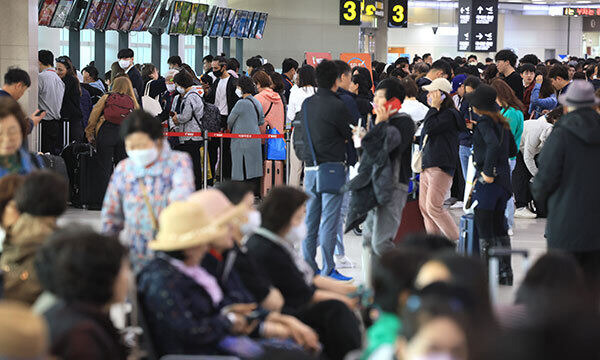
[3,0,600,358]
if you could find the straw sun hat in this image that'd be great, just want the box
[148,195,248,252]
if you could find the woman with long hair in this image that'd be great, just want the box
[55,56,84,142]
[85,76,139,195]
[419,79,465,241]
[287,65,317,187]
[491,79,524,234]
[529,73,557,119]
[465,84,517,285]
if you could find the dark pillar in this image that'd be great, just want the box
[222,38,231,58]
[169,35,179,57]
[68,29,80,69]
[152,33,161,74]
[118,32,129,50]
[94,30,106,78]
[236,38,243,71]
[195,36,204,76]
[209,37,217,56]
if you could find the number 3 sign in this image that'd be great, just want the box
[388,0,408,28]
[340,0,361,25]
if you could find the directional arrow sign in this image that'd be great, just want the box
[476,33,483,39]
[464,33,469,39]
[477,6,483,14]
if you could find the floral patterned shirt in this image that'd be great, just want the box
[101,143,194,269]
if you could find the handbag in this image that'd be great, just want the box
[141,81,163,117]
[411,134,428,173]
[303,108,346,194]
[266,127,286,160]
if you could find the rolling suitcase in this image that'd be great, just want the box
[394,175,426,243]
[261,160,274,197]
[39,153,70,189]
[273,160,284,186]
[457,213,479,256]
[61,143,105,210]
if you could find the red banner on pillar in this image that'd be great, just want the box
[305,52,332,67]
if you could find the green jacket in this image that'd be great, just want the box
[361,312,402,360]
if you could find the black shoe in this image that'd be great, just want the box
[496,236,513,286]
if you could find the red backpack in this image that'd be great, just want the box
[104,93,134,125]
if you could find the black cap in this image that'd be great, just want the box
[464,84,498,112]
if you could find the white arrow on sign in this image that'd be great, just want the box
[476,33,483,40]
[477,6,484,14]
[460,6,470,14]
[464,33,469,39]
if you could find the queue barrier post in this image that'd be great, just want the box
[203,130,208,189]
[285,131,291,185]
[219,137,224,183]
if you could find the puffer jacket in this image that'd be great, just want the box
[0,214,58,305]
[170,89,204,143]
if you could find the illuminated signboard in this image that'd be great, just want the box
[563,8,600,16]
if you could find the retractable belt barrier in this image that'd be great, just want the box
[163,131,285,139]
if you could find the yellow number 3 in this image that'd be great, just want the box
[344,1,357,21]
[392,4,405,23]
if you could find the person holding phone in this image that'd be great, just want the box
[465,84,517,285]
[419,78,466,242]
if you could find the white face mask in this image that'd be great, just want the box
[293,73,299,83]
[235,88,243,98]
[285,222,307,244]
[177,86,186,94]
[127,147,159,168]
[166,83,176,92]
[240,210,261,236]
[118,59,131,70]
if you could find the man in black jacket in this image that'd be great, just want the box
[532,80,600,305]
[117,48,143,103]
[205,55,240,180]
[495,49,524,101]
[300,60,353,281]
[417,59,452,106]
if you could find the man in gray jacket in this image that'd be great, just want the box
[38,50,65,154]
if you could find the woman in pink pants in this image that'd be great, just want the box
[418,78,466,241]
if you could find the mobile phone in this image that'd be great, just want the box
[34,109,44,117]
[245,308,269,322]
[384,97,402,111]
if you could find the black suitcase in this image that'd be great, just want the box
[61,143,105,210]
[458,213,479,256]
[39,153,70,189]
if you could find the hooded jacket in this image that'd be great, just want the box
[421,107,466,176]
[520,115,554,176]
[255,88,285,135]
[532,107,600,251]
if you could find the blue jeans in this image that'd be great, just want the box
[302,169,345,275]
[504,158,517,230]
[459,145,472,181]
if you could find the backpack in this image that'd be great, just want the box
[104,93,134,125]
[186,92,221,132]
[292,109,310,162]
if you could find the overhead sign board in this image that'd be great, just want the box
[340,0,361,25]
[457,0,498,52]
[564,7,600,16]
[388,0,408,28]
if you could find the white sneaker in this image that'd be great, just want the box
[514,207,537,219]
[335,255,356,269]
[451,201,464,209]
[508,228,514,236]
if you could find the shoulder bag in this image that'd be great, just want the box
[411,134,428,173]
[302,108,346,194]
[141,80,163,117]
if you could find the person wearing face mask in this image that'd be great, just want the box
[226,76,265,196]
[419,78,465,242]
[246,186,362,360]
[170,71,205,190]
[205,56,239,180]
[85,76,139,197]
[158,69,179,124]
[281,58,299,103]
[101,110,195,271]
[117,48,143,104]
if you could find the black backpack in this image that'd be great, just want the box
[292,109,310,162]
[186,92,222,132]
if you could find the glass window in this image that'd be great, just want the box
[80,30,95,69]
[161,33,170,75]
[129,32,152,65]
[59,29,69,58]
